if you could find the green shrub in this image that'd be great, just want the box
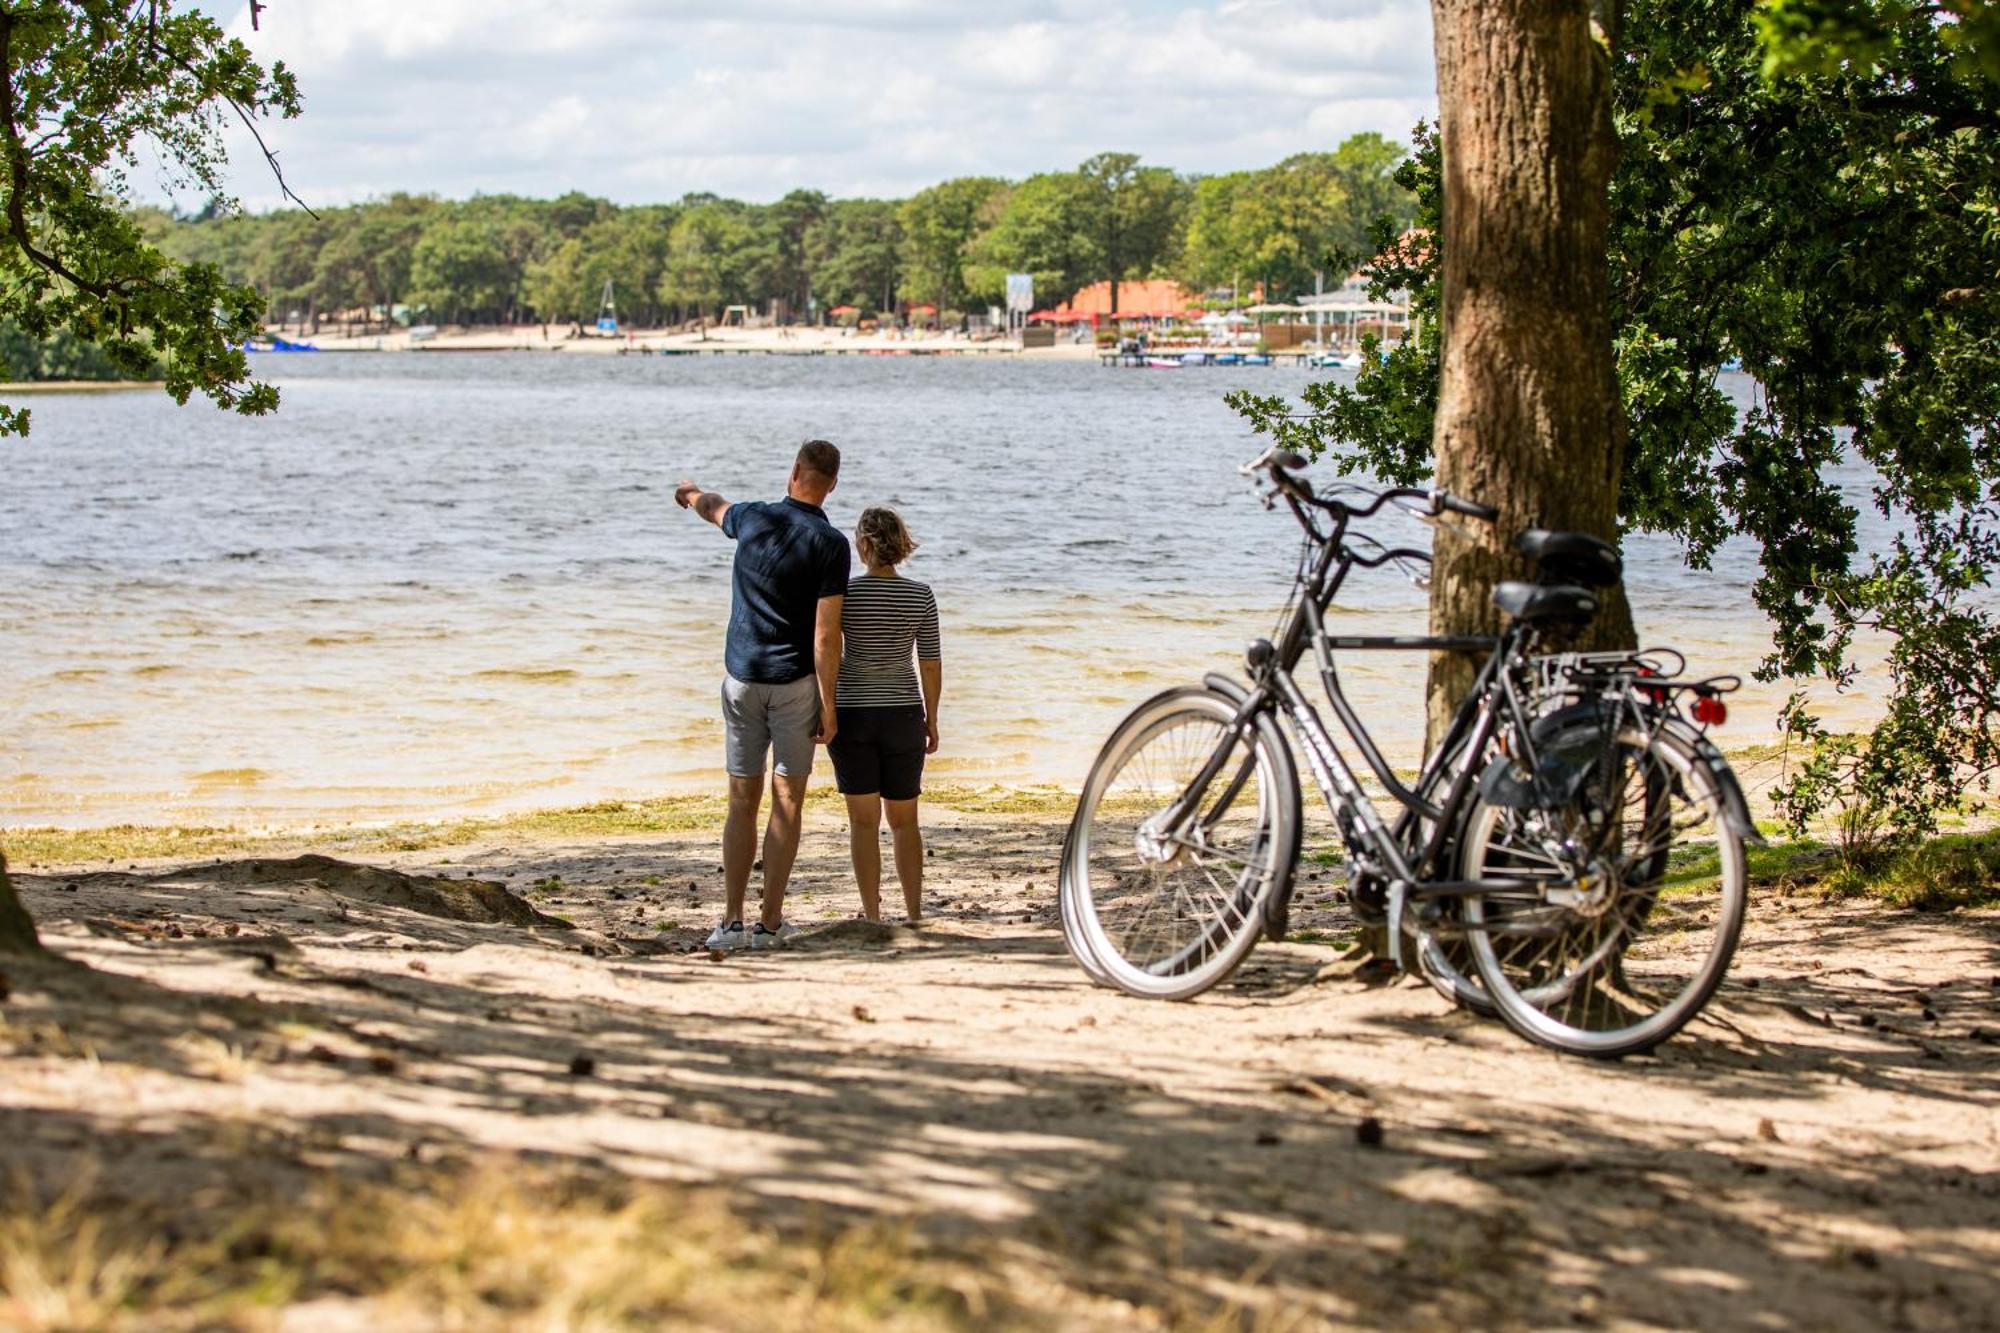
[0,319,164,381]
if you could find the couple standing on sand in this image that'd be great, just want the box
[675,440,942,949]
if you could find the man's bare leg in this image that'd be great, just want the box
[845,793,884,920]
[886,796,924,922]
[760,771,810,929]
[723,773,764,925]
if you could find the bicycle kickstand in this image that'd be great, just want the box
[1385,880,1408,971]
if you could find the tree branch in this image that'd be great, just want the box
[224,91,316,219]
[147,21,318,221]
[0,10,118,299]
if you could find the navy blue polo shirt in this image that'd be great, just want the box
[721,497,852,684]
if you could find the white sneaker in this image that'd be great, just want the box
[705,920,749,950]
[750,921,800,949]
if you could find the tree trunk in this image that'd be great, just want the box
[0,853,40,954]
[1425,0,1634,741]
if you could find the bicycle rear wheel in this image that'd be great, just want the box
[1062,686,1300,1000]
[1460,723,1746,1057]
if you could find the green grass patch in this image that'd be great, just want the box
[1,785,1086,870]
[1818,832,2000,910]
[923,783,1077,815]
[1287,928,1355,948]
[1660,830,1999,911]
[1656,837,1824,899]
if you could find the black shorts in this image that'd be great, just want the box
[828,705,927,800]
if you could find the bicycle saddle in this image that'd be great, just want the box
[1516,528,1623,587]
[1493,580,1599,626]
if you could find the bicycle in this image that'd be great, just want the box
[1058,447,1759,1057]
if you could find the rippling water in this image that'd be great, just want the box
[0,354,1891,828]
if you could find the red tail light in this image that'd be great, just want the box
[1692,696,1727,726]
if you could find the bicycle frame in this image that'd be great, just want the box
[1165,483,1556,967]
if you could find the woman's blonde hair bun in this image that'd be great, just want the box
[855,506,918,567]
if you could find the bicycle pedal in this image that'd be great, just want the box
[1343,888,1387,925]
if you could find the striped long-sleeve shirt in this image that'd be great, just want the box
[835,574,941,709]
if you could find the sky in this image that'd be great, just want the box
[167,0,1438,212]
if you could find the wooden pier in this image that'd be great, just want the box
[1097,349,1323,368]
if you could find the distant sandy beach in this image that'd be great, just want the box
[301,323,1104,359]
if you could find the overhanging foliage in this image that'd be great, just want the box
[0,0,297,435]
[1230,0,2000,840]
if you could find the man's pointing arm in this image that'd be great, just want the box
[675,479,733,529]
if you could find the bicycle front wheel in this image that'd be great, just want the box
[1461,723,1747,1057]
[1062,686,1300,1000]
[1057,809,1116,987]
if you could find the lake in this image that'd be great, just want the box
[0,353,1888,828]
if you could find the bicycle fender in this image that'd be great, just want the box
[1664,717,1766,846]
[1531,701,1764,846]
[1202,671,1250,704]
[1192,668,1304,940]
[1202,673,1304,941]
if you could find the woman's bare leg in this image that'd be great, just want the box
[885,797,923,922]
[845,793,884,920]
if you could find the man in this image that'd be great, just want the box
[676,440,849,950]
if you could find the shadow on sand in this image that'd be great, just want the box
[3,844,1996,1327]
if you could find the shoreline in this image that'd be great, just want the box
[275,324,1106,359]
[0,741,1818,871]
[0,781,1080,870]
[0,378,166,393]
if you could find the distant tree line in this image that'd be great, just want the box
[141,135,1414,331]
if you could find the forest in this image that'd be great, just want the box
[139,135,1413,330]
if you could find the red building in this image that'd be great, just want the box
[1054,278,1198,323]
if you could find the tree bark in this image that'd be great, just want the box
[1425,0,1634,740]
[0,853,40,954]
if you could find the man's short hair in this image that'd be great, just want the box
[796,439,840,481]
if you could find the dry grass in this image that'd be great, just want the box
[0,1159,1109,1332]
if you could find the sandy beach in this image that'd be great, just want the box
[300,323,1104,359]
[3,783,1995,1329]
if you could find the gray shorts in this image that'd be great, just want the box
[721,674,820,779]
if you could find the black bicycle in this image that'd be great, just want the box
[1058,447,1757,1057]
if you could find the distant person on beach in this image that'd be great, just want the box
[829,507,942,923]
[675,440,849,949]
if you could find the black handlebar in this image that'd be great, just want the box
[1438,492,1500,521]
[1248,450,1496,525]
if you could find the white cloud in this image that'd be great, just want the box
[177,0,1435,210]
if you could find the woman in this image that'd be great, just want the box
[828,507,942,923]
